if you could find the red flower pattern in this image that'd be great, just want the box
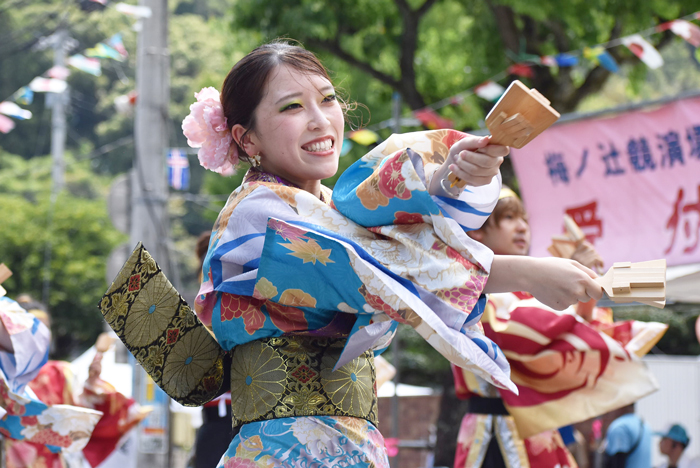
[361,288,410,325]
[291,365,317,384]
[377,153,411,201]
[220,294,266,335]
[445,246,479,271]
[127,274,141,292]
[441,276,488,313]
[394,211,425,225]
[29,428,73,448]
[20,416,37,426]
[442,129,467,150]
[224,458,257,468]
[268,219,309,242]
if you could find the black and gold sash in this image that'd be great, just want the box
[99,243,378,427]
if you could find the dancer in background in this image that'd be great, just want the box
[452,187,666,468]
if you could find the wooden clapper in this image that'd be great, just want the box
[448,80,561,188]
[596,259,667,309]
[548,214,585,259]
[546,217,667,308]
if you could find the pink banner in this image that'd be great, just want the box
[511,95,700,267]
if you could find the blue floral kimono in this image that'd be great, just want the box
[100,130,514,468]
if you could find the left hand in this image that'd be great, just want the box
[446,135,510,187]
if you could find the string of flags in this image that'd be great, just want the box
[342,10,700,149]
[0,2,144,134]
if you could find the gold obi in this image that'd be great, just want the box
[230,336,378,427]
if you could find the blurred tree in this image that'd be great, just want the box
[231,0,698,114]
[0,151,125,359]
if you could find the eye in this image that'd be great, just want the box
[323,94,337,103]
[281,102,303,112]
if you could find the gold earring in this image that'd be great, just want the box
[250,153,261,168]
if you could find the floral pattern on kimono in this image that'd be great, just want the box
[0,297,102,468]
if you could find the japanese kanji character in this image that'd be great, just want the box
[575,149,589,178]
[657,131,684,167]
[627,137,656,172]
[665,188,685,255]
[545,152,569,184]
[598,143,625,176]
[687,125,700,160]
[682,185,700,253]
[565,201,603,243]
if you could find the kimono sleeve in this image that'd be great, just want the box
[99,243,228,406]
[332,129,501,232]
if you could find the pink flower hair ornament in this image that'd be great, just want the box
[181,87,238,175]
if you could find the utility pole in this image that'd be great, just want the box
[42,27,70,306]
[50,28,68,192]
[131,0,171,465]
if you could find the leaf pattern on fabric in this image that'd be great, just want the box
[280,238,334,265]
[265,302,308,333]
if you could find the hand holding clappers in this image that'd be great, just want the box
[595,259,667,309]
[448,81,561,189]
[548,214,585,259]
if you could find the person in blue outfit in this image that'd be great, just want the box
[656,423,700,468]
[605,404,652,468]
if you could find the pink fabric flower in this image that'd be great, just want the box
[181,87,238,174]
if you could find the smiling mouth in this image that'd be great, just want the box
[302,138,334,153]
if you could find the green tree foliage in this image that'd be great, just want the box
[231,0,699,117]
[0,152,125,359]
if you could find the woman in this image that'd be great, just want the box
[100,41,602,467]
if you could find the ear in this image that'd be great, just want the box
[231,124,260,156]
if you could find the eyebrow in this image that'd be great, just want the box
[274,86,335,105]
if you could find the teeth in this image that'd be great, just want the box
[304,139,333,152]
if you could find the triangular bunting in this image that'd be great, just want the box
[658,20,700,48]
[622,34,664,69]
[474,81,505,102]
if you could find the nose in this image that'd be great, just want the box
[307,103,331,131]
[516,217,529,232]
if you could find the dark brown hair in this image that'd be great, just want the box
[220,40,348,165]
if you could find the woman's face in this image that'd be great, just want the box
[241,64,344,195]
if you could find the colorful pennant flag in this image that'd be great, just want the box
[507,63,534,79]
[67,54,102,76]
[11,87,33,105]
[47,65,70,80]
[107,33,129,59]
[583,47,620,73]
[28,77,68,94]
[167,149,190,190]
[0,114,15,134]
[413,108,453,130]
[115,2,152,18]
[474,81,505,102]
[554,53,579,67]
[622,34,664,69]
[340,140,353,157]
[540,56,557,67]
[348,129,380,146]
[659,20,700,48]
[86,43,124,61]
[0,102,32,120]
